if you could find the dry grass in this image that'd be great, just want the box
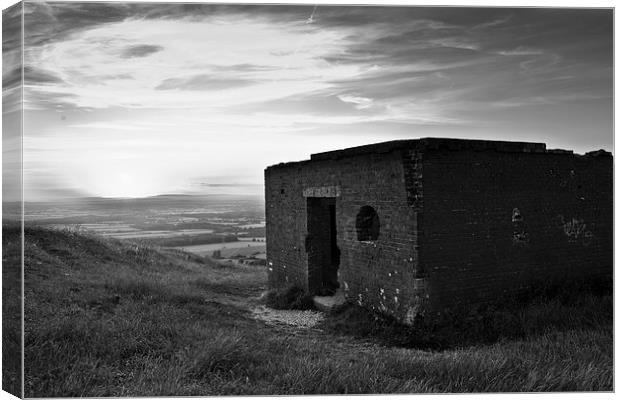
[2,222,23,397]
[263,285,315,310]
[17,225,613,396]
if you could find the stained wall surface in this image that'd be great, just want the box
[420,147,613,311]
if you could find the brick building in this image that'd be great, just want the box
[264,138,613,324]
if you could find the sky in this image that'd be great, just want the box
[2,2,614,200]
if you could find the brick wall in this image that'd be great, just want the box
[265,150,423,322]
[266,139,613,324]
[419,148,613,311]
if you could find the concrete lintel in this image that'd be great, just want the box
[303,186,341,197]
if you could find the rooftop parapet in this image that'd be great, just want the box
[265,138,611,171]
[310,138,547,161]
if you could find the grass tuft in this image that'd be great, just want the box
[263,285,315,310]
[321,277,612,350]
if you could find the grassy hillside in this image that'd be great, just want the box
[3,223,23,397]
[18,226,612,396]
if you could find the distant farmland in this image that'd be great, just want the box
[175,241,266,257]
[21,194,267,261]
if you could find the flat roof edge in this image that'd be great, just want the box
[265,138,611,171]
[310,138,547,162]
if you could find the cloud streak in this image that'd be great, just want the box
[15,4,613,199]
[120,44,164,59]
[155,75,255,91]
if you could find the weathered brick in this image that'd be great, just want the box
[265,138,613,323]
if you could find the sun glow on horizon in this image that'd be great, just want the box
[84,170,165,199]
[9,5,612,201]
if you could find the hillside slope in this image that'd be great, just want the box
[3,223,23,397]
[22,226,268,396]
[18,226,613,396]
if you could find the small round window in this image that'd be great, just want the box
[356,206,380,241]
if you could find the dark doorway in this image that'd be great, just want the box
[306,197,340,295]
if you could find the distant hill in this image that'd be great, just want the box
[19,193,264,211]
[6,193,266,224]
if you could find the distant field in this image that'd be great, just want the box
[219,246,266,259]
[22,195,267,261]
[103,229,216,239]
[50,225,219,239]
[51,223,139,233]
[174,241,266,256]
[238,223,266,228]
[239,237,266,241]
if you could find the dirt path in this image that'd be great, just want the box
[179,257,385,352]
[251,305,325,328]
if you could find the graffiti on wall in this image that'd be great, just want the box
[556,215,593,246]
[511,208,529,245]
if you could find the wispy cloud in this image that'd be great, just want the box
[24,66,64,84]
[496,46,544,56]
[519,54,561,74]
[24,5,613,121]
[16,4,613,199]
[155,75,255,91]
[25,15,362,110]
[337,94,373,110]
[120,44,164,59]
[472,14,512,30]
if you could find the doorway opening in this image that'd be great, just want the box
[306,197,340,296]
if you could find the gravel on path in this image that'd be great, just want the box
[252,305,325,328]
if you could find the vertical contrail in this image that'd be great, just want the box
[270,5,319,85]
[306,5,318,24]
[279,5,319,73]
